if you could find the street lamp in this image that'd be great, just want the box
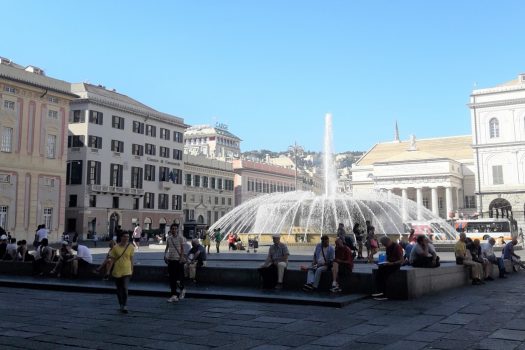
[288,142,304,191]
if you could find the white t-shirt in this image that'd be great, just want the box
[37,228,48,242]
[133,226,142,239]
[76,245,93,263]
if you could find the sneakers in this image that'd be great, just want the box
[302,283,314,292]
[179,289,186,300]
[167,295,179,303]
[120,305,129,314]
[275,283,283,290]
[485,276,495,281]
[374,297,388,301]
[371,292,384,297]
[330,286,342,293]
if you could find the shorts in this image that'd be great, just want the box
[133,238,141,243]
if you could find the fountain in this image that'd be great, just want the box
[210,114,458,243]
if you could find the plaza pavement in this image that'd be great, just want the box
[2,270,525,349]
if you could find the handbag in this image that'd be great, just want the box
[370,239,379,249]
[321,246,332,270]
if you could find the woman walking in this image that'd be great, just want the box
[165,223,187,303]
[109,232,134,314]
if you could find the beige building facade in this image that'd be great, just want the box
[182,154,235,225]
[0,59,77,241]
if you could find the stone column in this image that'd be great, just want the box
[401,188,408,221]
[456,188,462,209]
[446,186,454,219]
[416,187,423,220]
[431,187,439,217]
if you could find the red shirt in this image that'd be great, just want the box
[386,243,403,263]
[335,245,354,270]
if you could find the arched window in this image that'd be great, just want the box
[489,118,499,138]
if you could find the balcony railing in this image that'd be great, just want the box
[89,184,144,196]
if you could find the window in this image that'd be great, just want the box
[111,140,124,153]
[228,198,232,206]
[48,96,58,104]
[69,195,77,208]
[222,197,225,205]
[112,115,124,129]
[211,177,216,189]
[173,131,183,143]
[70,110,85,123]
[159,166,170,182]
[144,192,155,209]
[133,198,139,210]
[88,135,102,149]
[438,197,443,209]
[43,177,55,187]
[218,178,223,190]
[89,195,97,207]
[43,208,53,230]
[0,174,10,183]
[160,128,170,140]
[144,164,156,181]
[422,197,429,209]
[110,163,123,187]
[131,167,143,189]
[87,161,101,185]
[173,149,183,160]
[112,197,119,209]
[464,196,476,209]
[46,135,56,158]
[67,135,85,147]
[4,85,15,93]
[203,176,209,188]
[146,124,156,137]
[3,100,15,110]
[66,160,83,185]
[132,121,144,134]
[158,194,169,209]
[159,146,170,158]
[194,175,201,187]
[489,118,499,138]
[145,143,156,155]
[183,193,186,202]
[493,165,504,185]
[132,144,144,156]
[48,110,58,119]
[88,110,103,125]
[215,197,219,205]
[1,127,13,152]
[172,169,182,184]
[0,206,7,229]
[172,195,182,210]
[186,174,192,186]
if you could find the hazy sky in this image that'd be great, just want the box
[3,1,524,153]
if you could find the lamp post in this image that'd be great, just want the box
[288,142,304,191]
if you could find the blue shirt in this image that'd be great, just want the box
[503,242,515,260]
[313,243,335,265]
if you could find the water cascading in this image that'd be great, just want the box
[210,114,458,241]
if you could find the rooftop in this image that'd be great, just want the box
[185,124,241,141]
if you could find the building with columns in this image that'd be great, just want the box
[184,124,241,160]
[182,154,235,225]
[0,58,78,241]
[352,135,476,220]
[470,73,525,229]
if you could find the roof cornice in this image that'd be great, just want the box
[468,98,525,109]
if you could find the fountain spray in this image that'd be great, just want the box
[323,113,337,197]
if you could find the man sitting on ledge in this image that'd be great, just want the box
[503,238,525,271]
[455,233,484,285]
[303,235,335,292]
[481,237,506,278]
[330,238,353,293]
[258,234,289,290]
[371,236,404,300]
[409,235,440,268]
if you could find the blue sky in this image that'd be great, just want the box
[3,1,525,153]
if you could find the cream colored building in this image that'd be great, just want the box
[0,58,77,241]
[182,154,235,225]
[66,83,187,238]
[352,135,476,220]
[184,124,241,160]
[470,73,525,229]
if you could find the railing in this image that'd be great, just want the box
[89,184,144,196]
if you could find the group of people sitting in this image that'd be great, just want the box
[31,238,93,278]
[0,234,34,262]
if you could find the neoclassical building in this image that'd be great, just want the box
[0,58,77,241]
[184,124,241,160]
[470,73,525,229]
[352,135,476,220]
[182,154,235,225]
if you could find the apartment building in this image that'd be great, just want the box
[66,83,187,238]
[0,58,77,241]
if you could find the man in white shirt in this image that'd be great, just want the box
[37,225,48,242]
[71,243,93,277]
[133,224,142,250]
[481,237,506,278]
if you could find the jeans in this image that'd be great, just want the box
[168,260,185,296]
[307,265,328,288]
[115,276,130,307]
[375,264,400,294]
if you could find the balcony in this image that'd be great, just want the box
[89,184,144,197]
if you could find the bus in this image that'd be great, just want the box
[454,218,515,243]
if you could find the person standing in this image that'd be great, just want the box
[353,223,364,259]
[132,224,142,250]
[165,224,187,303]
[214,228,223,253]
[36,224,48,246]
[109,233,134,313]
[202,226,211,254]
